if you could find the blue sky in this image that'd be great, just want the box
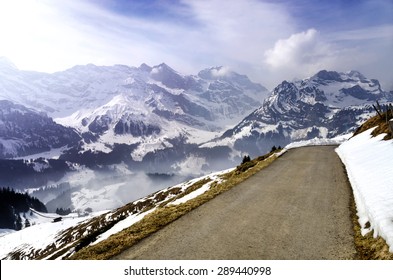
[0,0,392,89]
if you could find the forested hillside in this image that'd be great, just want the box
[0,188,47,230]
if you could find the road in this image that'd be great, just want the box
[113,146,356,259]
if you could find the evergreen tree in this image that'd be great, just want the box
[241,155,251,164]
[24,218,31,228]
[56,207,71,216]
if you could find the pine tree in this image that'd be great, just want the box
[241,155,251,164]
[15,214,22,230]
[24,218,31,228]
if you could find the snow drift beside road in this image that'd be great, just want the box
[336,127,393,252]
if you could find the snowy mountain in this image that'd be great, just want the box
[0,59,269,212]
[207,70,393,157]
[0,100,80,158]
[3,59,393,219]
[0,59,268,162]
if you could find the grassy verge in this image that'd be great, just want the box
[69,151,280,260]
[350,192,393,260]
[353,112,392,140]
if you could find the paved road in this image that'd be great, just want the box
[113,146,356,260]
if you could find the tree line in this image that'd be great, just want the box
[0,187,47,230]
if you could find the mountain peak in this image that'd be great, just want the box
[311,70,369,84]
[313,70,342,82]
[346,70,367,81]
[149,63,187,89]
[138,63,152,72]
[151,63,175,73]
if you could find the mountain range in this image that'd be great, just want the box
[206,70,392,157]
[0,58,267,161]
[1,57,392,212]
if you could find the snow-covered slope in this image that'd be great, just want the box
[212,70,393,157]
[336,127,393,252]
[0,60,137,118]
[0,100,80,158]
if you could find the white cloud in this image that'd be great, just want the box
[0,0,296,77]
[182,0,295,65]
[0,0,188,72]
[262,26,393,90]
[210,66,231,77]
[0,0,391,90]
[332,24,393,41]
[264,29,332,71]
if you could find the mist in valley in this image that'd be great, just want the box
[30,168,197,213]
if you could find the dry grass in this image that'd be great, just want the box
[353,112,392,140]
[350,195,393,260]
[69,152,279,260]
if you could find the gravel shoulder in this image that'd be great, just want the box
[113,146,356,260]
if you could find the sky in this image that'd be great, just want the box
[0,0,392,90]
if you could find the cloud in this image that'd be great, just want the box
[264,29,332,73]
[0,0,296,76]
[0,0,391,90]
[210,66,231,77]
[0,0,189,72]
[261,27,393,90]
[181,0,295,65]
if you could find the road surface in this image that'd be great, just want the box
[113,146,356,259]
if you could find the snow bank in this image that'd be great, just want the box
[285,134,351,150]
[336,128,393,252]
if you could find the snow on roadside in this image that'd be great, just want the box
[90,209,155,246]
[170,168,234,206]
[336,128,393,252]
[170,182,213,206]
[167,167,234,207]
[285,134,351,150]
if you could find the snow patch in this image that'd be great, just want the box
[336,128,393,252]
[285,134,351,149]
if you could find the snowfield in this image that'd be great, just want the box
[336,128,393,252]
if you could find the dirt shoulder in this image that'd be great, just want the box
[113,146,356,260]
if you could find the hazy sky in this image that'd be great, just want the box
[0,0,392,90]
